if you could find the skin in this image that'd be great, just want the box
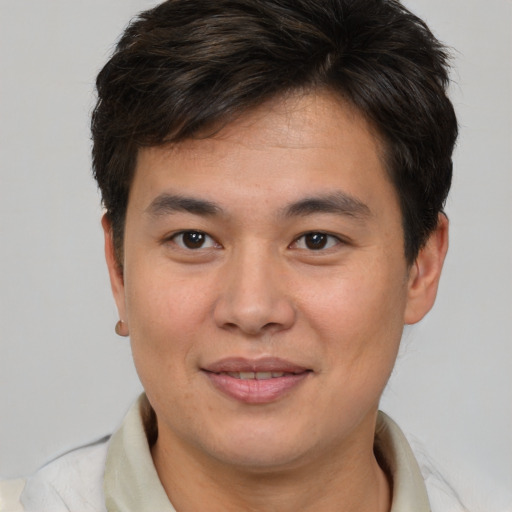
[103,92,448,512]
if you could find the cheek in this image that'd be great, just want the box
[126,279,200,414]
[126,257,209,325]
[302,258,407,369]
[124,264,213,375]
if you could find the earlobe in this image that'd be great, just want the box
[101,214,127,323]
[404,213,449,325]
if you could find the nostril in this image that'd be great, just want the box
[219,320,291,338]
[262,322,283,331]
[222,322,239,331]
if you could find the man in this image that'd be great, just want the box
[1,0,461,510]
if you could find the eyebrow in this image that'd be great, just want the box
[282,192,371,219]
[146,193,222,217]
[145,191,371,220]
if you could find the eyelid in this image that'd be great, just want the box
[167,230,221,250]
[291,232,345,251]
[163,229,346,252]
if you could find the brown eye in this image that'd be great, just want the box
[173,231,217,250]
[305,233,327,250]
[294,232,340,251]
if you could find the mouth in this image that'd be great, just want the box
[202,357,312,404]
[215,371,300,380]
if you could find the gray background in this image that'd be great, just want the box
[1,0,511,507]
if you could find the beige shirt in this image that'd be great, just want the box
[2,394,467,511]
[104,395,431,512]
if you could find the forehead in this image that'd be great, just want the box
[129,91,395,218]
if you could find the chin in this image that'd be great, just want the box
[199,421,319,473]
[211,444,308,473]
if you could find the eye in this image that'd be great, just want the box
[293,232,341,251]
[171,231,219,250]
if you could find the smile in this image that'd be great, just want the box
[202,358,311,404]
[219,371,295,380]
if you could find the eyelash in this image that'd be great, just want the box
[167,230,344,252]
[169,231,220,250]
[291,232,343,251]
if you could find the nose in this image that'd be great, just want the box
[213,245,296,336]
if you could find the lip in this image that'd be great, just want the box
[202,357,312,404]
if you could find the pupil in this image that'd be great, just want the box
[183,232,205,249]
[305,233,327,250]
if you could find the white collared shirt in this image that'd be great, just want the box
[0,395,477,511]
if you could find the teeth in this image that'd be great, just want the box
[223,371,288,380]
[255,372,272,380]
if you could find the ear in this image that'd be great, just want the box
[404,213,449,325]
[101,214,127,324]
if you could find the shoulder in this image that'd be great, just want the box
[412,438,512,512]
[377,412,512,512]
[0,478,25,511]
[1,436,110,512]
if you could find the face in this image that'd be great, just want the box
[105,92,446,473]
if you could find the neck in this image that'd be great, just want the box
[151,416,391,512]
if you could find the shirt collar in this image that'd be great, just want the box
[104,395,175,512]
[104,395,431,511]
[375,411,431,512]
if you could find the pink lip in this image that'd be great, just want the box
[202,357,312,404]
